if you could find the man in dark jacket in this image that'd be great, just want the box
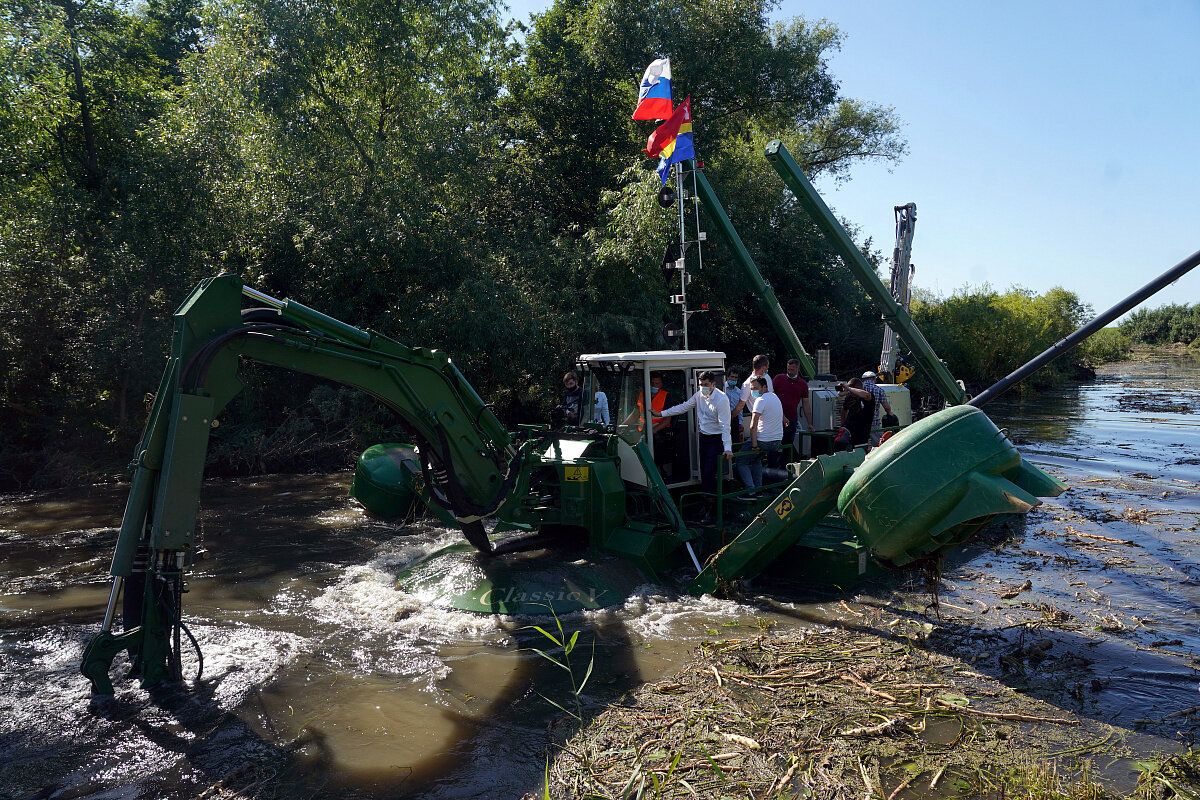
[838,377,875,448]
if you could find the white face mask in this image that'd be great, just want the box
[700,386,714,397]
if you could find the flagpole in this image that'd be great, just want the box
[691,166,703,273]
[675,162,689,350]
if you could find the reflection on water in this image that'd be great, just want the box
[1,353,1199,798]
[989,354,1200,483]
[933,352,1200,745]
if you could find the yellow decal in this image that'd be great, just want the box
[775,498,794,519]
[564,466,590,482]
[412,473,425,492]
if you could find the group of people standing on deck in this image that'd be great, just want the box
[556,355,893,522]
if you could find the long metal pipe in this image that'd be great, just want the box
[689,162,818,378]
[763,140,965,405]
[970,247,1200,407]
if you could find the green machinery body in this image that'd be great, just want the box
[82,142,1065,695]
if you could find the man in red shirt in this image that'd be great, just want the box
[773,357,812,462]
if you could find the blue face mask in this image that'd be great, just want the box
[727,380,737,389]
[650,387,659,397]
[751,390,762,399]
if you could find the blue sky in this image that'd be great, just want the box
[505,0,1200,318]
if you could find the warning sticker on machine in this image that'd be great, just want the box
[775,498,794,519]
[564,466,590,482]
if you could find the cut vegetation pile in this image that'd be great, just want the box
[545,617,1194,799]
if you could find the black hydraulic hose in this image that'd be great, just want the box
[156,592,205,686]
[179,619,203,682]
[156,588,203,683]
[430,424,523,519]
[970,247,1200,408]
[181,324,300,391]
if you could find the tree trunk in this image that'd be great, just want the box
[62,1,99,190]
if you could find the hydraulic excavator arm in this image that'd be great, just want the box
[81,274,521,693]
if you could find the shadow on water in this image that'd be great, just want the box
[0,476,642,799]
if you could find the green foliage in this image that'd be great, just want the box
[1120,303,1200,348]
[1135,750,1200,800]
[911,285,1094,392]
[1079,327,1131,365]
[1,0,913,487]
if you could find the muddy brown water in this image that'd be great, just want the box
[1,353,1198,799]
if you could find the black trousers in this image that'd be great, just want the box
[699,432,724,496]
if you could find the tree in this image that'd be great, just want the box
[911,285,1094,392]
[0,0,203,483]
[0,0,915,486]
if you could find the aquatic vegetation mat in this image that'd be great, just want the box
[545,620,1195,799]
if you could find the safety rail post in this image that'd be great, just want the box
[763,141,966,406]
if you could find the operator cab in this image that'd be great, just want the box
[576,350,726,489]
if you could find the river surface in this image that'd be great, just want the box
[2,353,1198,799]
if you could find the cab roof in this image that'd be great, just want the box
[578,350,726,368]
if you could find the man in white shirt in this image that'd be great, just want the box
[737,375,784,497]
[659,370,733,521]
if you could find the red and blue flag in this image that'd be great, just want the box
[632,58,672,120]
[643,97,690,157]
[648,98,694,185]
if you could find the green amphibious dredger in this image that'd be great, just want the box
[81,142,1066,695]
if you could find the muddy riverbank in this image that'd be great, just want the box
[544,471,1200,798]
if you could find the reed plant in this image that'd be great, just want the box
[523,604,595,726]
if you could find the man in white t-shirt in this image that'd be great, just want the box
[736,375,783,497]
[731,353,773,418]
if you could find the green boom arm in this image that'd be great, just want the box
[763,141,965,405]
[82,274,520,693]
[689,163,818,378]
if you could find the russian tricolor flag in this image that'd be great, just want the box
[632,58,672,120]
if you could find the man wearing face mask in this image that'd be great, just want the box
[737,375,784,496]
[659,370,733,522]
[725,367,743,443]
